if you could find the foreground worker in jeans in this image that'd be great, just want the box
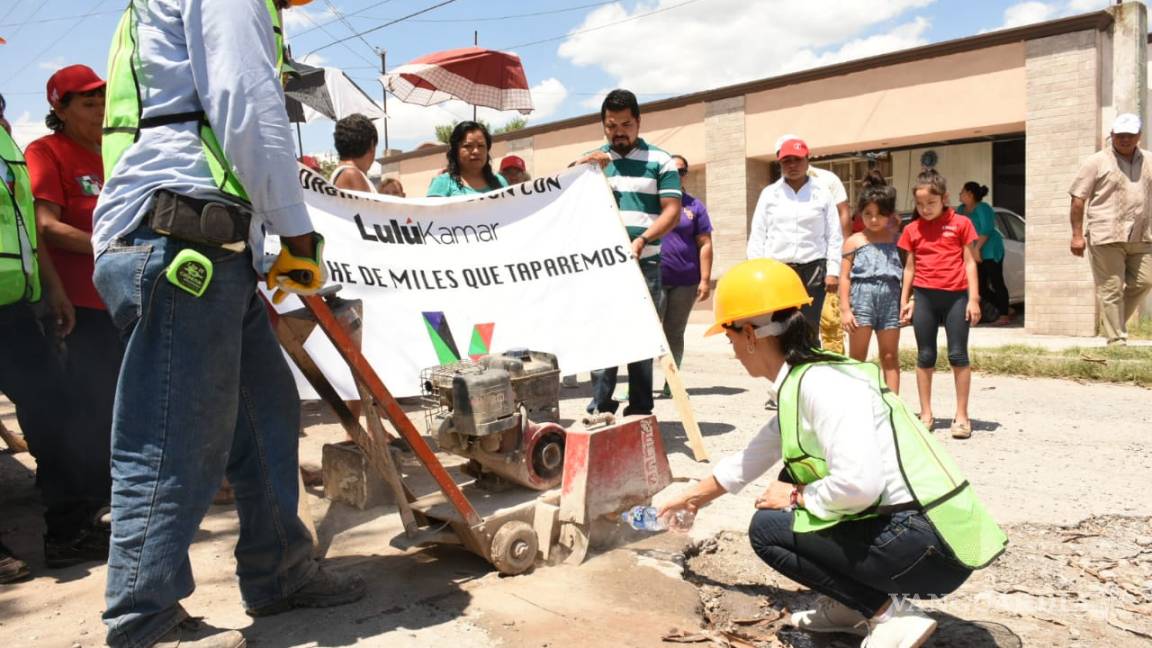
[659,259,1006,648]
[92,1,360,646]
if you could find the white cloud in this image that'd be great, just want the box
[10,112,50,149]
[297,52,328,67]
[1066,0,1110,11]
[282,5,335,32]
[581,88,611,111]
[557,0,936,97]
[1002,2,1059,29]
[38,57,67,73]
[779,18,932,74]
[986,0,1113,32]
[524,77,568,121]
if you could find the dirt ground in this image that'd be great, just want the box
[1,323,1150,647]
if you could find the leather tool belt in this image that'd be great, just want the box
[147,190,251,249]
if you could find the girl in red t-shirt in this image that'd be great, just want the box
[898,170,980,439]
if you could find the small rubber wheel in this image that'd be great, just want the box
[490,521,538,576]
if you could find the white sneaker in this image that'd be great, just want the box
[790,596,868,636]
[860,604,937,648]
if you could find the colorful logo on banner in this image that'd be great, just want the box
[422,311,495,363]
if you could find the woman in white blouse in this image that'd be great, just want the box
[659,258,982,648]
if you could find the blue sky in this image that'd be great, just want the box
[0,0,1119,154]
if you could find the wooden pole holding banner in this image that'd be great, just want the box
[661,354,709,462]
[583,165,711,462]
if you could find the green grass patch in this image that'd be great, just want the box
[1130,318,1152,340]
[893,344,1152,387]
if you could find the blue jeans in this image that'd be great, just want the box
[94,227,316,648]
[587,260,663,416]
[0,302,96,538]
[748,509,971,617]
[52,306,120,527]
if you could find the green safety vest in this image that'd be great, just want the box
[0,128,41,305]
[778,358,1008,569]
[102,0,291,201]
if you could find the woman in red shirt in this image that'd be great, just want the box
[25,65,117,566]
[898,170,980,440]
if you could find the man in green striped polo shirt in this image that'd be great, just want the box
[574,89,682,416]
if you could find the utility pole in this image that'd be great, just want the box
[379,48,390,155]
[473,31,478,121]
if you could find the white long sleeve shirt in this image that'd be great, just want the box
[712,362,914,521]
[746,177,843,278]
[93,0,312,268]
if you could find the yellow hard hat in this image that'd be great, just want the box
[705,259,813,336]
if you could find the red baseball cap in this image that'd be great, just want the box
[499,155,526,173]
[47,65,106,110]
[777,138,809,160]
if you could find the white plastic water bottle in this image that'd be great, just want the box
[619,506,695,532]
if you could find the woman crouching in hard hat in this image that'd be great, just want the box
[658,258,1006,648]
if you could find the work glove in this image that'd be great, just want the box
[267,232,327,305]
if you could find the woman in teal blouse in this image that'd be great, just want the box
[426,121,508,197]
[957,182,1011,325]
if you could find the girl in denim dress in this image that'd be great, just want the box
[839,179,903,393]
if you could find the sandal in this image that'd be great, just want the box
[950,420,972,439]
[919,414,934,430]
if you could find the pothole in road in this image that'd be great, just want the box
[677,517,1152,647]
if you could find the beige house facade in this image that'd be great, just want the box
[381,6,1150,337]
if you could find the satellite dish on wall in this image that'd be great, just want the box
[920,150,938,169]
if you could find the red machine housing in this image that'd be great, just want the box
[559,414,673,526]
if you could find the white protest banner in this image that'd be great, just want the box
[274,164,669,399]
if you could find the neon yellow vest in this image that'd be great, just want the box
[102,0,290,202]
[0,128,41,305]
[779,358,1008,569]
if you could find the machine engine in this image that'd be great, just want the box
[422,350,565,490]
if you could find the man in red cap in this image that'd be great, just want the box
[499,154,530,185]
[746,137,842,342]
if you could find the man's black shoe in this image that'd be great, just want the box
[44,528,109,569]
[0,542,31,583]
[246,562,366,617]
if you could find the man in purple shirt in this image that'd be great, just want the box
[658,155,714,396]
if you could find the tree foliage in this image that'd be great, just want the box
[434,117,528,144]
[316,157,341,180]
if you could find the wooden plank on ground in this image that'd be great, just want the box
[0,419,28,454]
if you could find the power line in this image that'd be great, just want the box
[307,0,458,56]
[0,0,30,25]
[0,0,107,87]
[347,1,618,25]
[322,0,376,54]
[293,3,378,69]
[293,0,400,39]
[2,0,49,41]
[0,8,120,28]
[500,0,706,50]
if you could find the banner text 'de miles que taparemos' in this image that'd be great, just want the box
[270,164,669,398]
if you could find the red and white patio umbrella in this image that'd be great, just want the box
[380,47,533,114]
